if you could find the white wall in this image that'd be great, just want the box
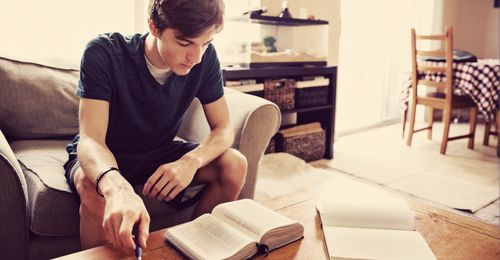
[0,0,142,63]
[336,0,445,133]
[443,0,499,59]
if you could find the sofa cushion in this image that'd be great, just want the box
[10,140,200,236]
[0,56,80,140]
[11,140,79,236]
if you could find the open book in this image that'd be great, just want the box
[317,179,436,260]
[165,199,304,260]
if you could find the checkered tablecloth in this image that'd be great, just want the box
[401,59,500,122]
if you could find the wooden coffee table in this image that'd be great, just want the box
[57,184,499,260]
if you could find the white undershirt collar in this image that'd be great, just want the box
[144,54,172,85]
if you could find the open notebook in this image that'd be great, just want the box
[316,178,436,260]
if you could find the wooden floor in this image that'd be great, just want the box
[314,122,499,225]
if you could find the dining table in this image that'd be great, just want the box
[401,59,500,156]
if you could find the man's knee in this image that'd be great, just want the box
[218,148,247,187]
[74,168,104,217]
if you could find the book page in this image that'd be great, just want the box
[323,226,436,260]
[165,214,256,260]
[212,199,297,241]
[320,196,415,231]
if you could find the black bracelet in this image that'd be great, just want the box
[95,167,120,197]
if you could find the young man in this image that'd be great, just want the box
[63,0,247,253]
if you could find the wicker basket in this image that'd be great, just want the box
[264,79,295,110]
[265,137,276,154]
[295,86,329,108]
[277,122,326,161]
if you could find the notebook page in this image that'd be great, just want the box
[165,214,255,259]
[324,226,436,260]
[212,199,297,241]
[321,197,415,231]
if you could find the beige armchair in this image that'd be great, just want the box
[0,56,280,259]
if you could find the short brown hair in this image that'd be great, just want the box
[148,0,224,37]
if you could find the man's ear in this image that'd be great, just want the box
[148,19,160,37]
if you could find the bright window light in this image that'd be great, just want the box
[0,0,146,63]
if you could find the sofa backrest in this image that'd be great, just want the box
[0,56,80,141]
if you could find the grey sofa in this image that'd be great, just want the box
[0,56,280,259]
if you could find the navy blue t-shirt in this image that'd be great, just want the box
[66,32,224,162]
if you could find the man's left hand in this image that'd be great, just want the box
[142,157,200,201]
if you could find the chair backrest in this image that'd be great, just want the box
[410,27,454,101]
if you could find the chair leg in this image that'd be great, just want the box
[497,139,500,158]
[483,116,491,146]
[484,111,499,147]
[468,107,477,149]
[402,108,408,139]
[440,108,452,154]
[496,111,499,158]
[426,108,434,140]
[406,100,418,146]
[495,110,499,133]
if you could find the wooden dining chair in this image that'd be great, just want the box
[483,110,499,146]
[406,27,478,154]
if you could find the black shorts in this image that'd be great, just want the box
[64,141,201,210]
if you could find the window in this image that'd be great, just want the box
[0,0,147,63]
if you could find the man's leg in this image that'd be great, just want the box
[191,148,247,218]
[73,167,107,249]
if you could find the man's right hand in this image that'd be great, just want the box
[102,188,150,253]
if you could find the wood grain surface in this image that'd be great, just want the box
[57,184,499,260]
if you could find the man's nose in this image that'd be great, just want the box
[187,46,202,65]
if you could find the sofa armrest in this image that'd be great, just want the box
[178,88,281,199]
[0,129,29,259]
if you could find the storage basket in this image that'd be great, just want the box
[295,86,328,108]
[264,79,295,110]
[265,137,276,154]
[276,122,326,161]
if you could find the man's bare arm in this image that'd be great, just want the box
[77,98,149,251]
[77,98,119,188]
[183,95,234,167]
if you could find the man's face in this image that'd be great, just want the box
[156,27,216,75]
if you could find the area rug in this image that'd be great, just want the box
[254,147,499,224]
[254,153,337,202]
[255,151,499,212]
[325,123,499,213]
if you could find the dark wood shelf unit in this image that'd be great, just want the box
[223,66,336,79]
[282,105,333,114]
[222,66,337,159]
[249,14,329,26]
[248,61,327,68]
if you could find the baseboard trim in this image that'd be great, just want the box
[336,118,400,138]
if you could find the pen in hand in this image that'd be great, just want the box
[133,225,142,260]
